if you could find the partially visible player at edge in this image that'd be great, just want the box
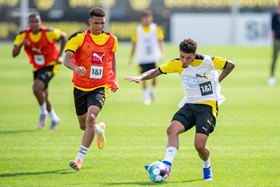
[12,12,67,130]
[124,38,235,180]
[64,7,119,171]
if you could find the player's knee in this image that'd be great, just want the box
[86,116,95,128]
[79,124,86,131]
[194,141,205,152]
[166,126,172,135]
[78,121,86,130]
[166,125,177,136]
[32,84,41,93]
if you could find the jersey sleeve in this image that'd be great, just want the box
[113,35,118,53]
[65,31,85,53]
[212,57,227,70]
[131,29,137,43]
[159,59,181,74]
[52,28,62,40]
[45,28,62,43]
[157,27,164,40]
[13,32,26,46]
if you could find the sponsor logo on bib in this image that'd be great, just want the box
[91,52,105,64]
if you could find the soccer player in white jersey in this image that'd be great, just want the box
[128,10,164,105]
[124,38,235,180]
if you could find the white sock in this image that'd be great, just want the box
[39,103,47,114]
[76,145,89,162]
[202,157,211,168]
[48,108,59,121]
[163,146,177,163]
[95,124,101,134]
[143,89,149,100]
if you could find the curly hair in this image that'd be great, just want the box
[179,38,197,54]
[89,7,105,18]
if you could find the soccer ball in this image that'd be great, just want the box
[147,161,169,183]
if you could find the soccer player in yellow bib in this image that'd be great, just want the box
[128,10,164,105]
[12,13,67,130]
[124,38,235,180]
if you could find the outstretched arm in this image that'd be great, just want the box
[128,43,136,68]
[159,40,164,61]
[219,60,235,83]
[56,31,68,64]
[124,68,162,83]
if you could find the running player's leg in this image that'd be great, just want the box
[33,79,48,129]
[140,64,151,105]
[33,66,54,106]
[149,63,157,101]
[195,133,213,180]
[145,104,194,172]
[194,104,216,180]
[88,87,107,149]
[142,80,150,105]
[33,79,46,106]
[195,133,209,161]
[151,77,156,101]
[44,88,51,112]
[161,104,194,172]
[77,113,86,131]
[142,80,147,90]
[69,113,86,171]
[162,120,185,171]
[69,88,88,171]
[69,106,100,171]
[44,88,60,130]
[41,65,59,130]
[69,87,106,171]
[144,120,185,172]
[34,66,56,129]
[81,105,100,148]
[268,40,280,85]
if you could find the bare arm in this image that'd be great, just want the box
[159,40,164,61]
[111,52,119,92]
[124,68,162,83]
[12,39,30,57]
[56,31,68,64]
[63,51,86,76]
[219,60,235,83]
[128,42,136,68]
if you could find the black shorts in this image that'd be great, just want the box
[74,87,107,116]
[172,103,217,136]
[139,63,156,74]
[33,66,55,90]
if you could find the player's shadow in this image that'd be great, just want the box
[0,169,72,177]
[104,179,201,186]
[0,130,36,134]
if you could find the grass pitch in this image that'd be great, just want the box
[0,43,279,186]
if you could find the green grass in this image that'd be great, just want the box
[0,42,280,186]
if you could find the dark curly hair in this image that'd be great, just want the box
[89,7,105,18]
[179,38,197,54]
